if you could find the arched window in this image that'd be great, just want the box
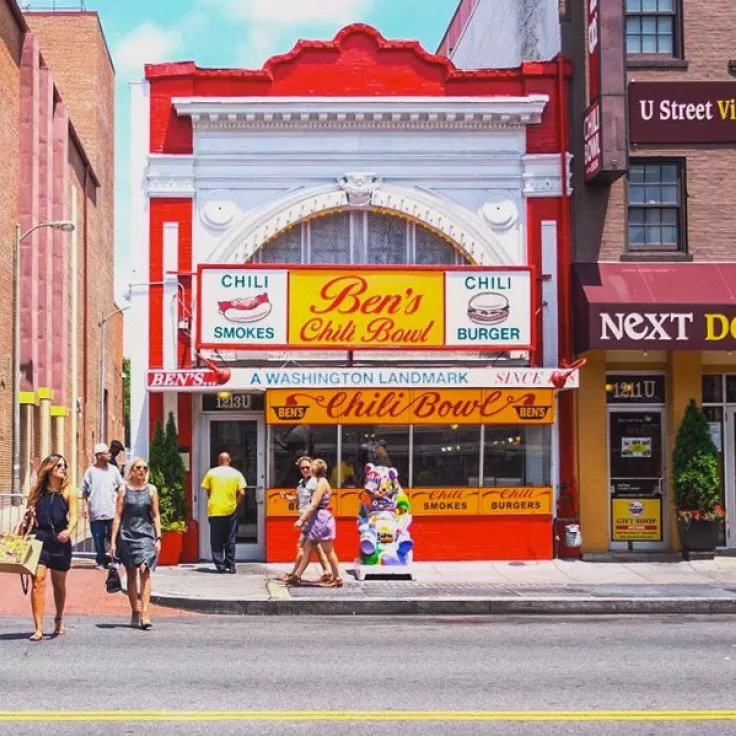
[255,211,470,265]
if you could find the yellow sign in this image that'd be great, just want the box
[611,497,662,541]
[289,270,444,349]
[480,487,553,515]
[266,388,554,426]
[265,487,553,517]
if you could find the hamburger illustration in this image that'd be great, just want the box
[218,293,272,323]
[467,291,510,325]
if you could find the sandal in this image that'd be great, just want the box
[131,612,141,628]
[285,574,302,586]
[319,572,334,583]
[53,617,65,636]
[29,631,43,642]
[277,573,294,583]
[324,577,343,588]
[140,617,153,631]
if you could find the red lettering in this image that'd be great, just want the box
[309,276,425,317]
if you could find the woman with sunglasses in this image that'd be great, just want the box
[110,458,161,630]
[21,454,78,641]
[277,456,331,584]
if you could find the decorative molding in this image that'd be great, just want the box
[522,153,573,197]
[200,190,239,229]
[337,172,381,207]
[480,198,519,231]
[206,182,515,267]
[146,155,195,198]
[173,95,549,132]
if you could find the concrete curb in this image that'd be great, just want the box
[150,594,736,616]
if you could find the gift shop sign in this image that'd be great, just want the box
[589,307,736,349]
[197,266,534,352]
[265,388,554,426]
[629,82,736,144]
[611,497,662,542]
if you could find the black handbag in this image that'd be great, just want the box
[105,562,122,594]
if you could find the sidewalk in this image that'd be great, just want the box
[149,558,736,616]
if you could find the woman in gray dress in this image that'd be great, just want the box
[110,458,161,630]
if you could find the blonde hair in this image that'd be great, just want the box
[28,454,70,508]
[125,457,150,483]
[311,458,328,478]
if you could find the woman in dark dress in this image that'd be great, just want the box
[111,458,161,630]
[22,454,78,641]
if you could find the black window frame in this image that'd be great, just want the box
[624,0,684,59]
[626,158,687,255]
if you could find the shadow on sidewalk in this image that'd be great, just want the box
[0,632,33,641]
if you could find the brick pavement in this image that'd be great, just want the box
[0,562,198,618]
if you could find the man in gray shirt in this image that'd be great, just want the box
[81,443,124,569]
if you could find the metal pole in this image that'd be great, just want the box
[12,225,21,501]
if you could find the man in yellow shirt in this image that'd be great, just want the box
[201,452,246,574]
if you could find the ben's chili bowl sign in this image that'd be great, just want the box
[197,266,533,352]
[266,388,554,425]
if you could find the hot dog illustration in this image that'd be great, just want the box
[467,291,510,325]
[218,293,272,323]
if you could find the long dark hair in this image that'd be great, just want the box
[28,454,70,508]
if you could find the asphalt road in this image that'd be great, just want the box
[1,614,736,735]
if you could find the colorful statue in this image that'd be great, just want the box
[357,464,413,567]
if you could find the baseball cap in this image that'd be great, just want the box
[93,443,109,455]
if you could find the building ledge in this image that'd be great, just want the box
[627,57,689,72]
[619,252,693,263]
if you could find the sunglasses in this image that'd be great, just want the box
[299,466,311,472]
[134,465,149,471]
[55,462,67,471]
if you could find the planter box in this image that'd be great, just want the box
[158,530,184,566]
[677,519,719,559]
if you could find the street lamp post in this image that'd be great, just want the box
[98,305,129,443]
[13,220,75,500]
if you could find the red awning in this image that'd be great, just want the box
[574,263,736,351]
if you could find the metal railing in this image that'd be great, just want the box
[0,493,95,557]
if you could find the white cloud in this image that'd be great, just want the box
[205,0,372,25]
[114,22,184,78]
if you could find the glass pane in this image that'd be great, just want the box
[702,375,724,404]
[657,32,673,54]
[629,165,645,183]
[608,411,663,494]
[259,224,302,264]
[309,213,351,264]
[413,426,481,488]
[660,185,677,203]
[629,207,645,224]
[209,421,258,544]
[703,406,723,422]
[626,34,642,54]
[629,184,646,204]
[641,15,657,33]
[269,425,338,489]
[645,185,663,204]
[661,208,677,224]
[645,208,661,224]
[626,0,642,10]
[661,164,678,182]
[341,425,410,487]
[483,426,551,487]
[727,376,736,403]
[644,164,662,182]
[642,0,657,10]
[629,225,646,244]
[661,226,677,244]
[646,225,662,244]
[657,0,674,10]
[641,35,657,53]
[414,224,457,265]
[626,16,640,33]
[366,212,408,265]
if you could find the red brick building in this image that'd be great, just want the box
[0,0,121,496]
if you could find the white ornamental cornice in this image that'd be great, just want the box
[522,153,573,198]
[172,95,549,131]
[146,154,195,198]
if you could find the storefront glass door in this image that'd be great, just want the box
[608,408,667,550]
[198,416,265,561]
[724,408,736,548]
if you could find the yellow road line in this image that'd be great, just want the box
[1,710,736,722]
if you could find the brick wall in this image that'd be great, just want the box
[598,0,736,261]
[0,3,23,492]
[26,11,119,467]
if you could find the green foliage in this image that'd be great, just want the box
[149,413,188,531]
[672,399,720,516]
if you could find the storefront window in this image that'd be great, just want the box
[483,425,551,487]
[702,375,724,404]
[339,425,410,487]
[703,406,726,546]
[413,425,480,487]
[726,376,736,404]
[269,425,338,489]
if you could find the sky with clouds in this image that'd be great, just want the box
[58,0,458,302]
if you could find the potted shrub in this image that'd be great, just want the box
[673,399,725,558]
[149,413,188,566]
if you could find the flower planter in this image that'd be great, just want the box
[677,519,719,559]
[158,530,184,567]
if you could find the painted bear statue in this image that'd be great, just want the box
[357,464,413,566]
